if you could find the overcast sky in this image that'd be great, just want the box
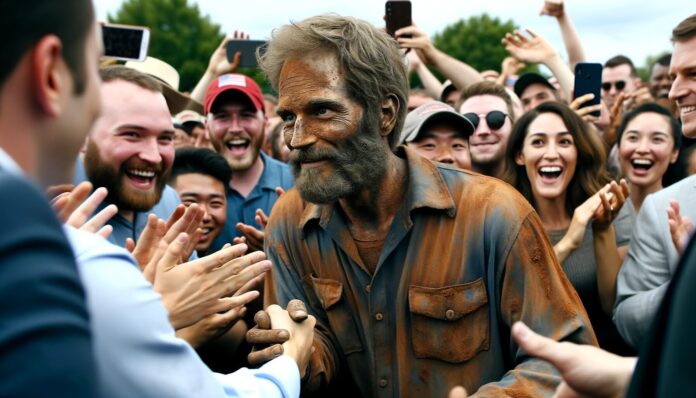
[95,0,691,72]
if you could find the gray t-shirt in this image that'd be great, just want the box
[547,207,634,354]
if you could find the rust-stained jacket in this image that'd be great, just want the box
[265,147,597,397]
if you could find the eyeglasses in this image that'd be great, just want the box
[462,110,509,131]
[601,81,626,91]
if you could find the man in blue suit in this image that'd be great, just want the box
[0,0,101,395]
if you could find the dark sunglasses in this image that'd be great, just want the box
[462,110,509,131]
[601,80,626,91]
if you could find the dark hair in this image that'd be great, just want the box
[100,66,162,93]
[169,147,232,186]
[604,55,637,77]
[456,81,516,123]
[672,14,696,42]
[259,14,409,150]
[616,102,682,150]
[655,53,672,68]
[504,101,610,217]
[0,0,94,93]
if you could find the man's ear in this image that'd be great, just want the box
[31,35,68,118]
[379,94,399,138]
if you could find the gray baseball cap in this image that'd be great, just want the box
[400,101,474,144]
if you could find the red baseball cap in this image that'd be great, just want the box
[203,73,265,115]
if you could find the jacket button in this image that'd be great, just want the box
[445,309,455,320]
[375,313,384,321]
[379,378,388,388]
[365,284,371,293]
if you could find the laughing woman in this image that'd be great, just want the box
[505,101,633,355]
[616,103,681,219]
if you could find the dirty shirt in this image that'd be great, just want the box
[265,147,597,397]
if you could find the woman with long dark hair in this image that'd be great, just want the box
[505,101,633,354]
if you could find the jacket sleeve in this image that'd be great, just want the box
[473,212,598,397]
[613,193,675,348]
[0,174,96,397]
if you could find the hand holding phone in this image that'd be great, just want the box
[573,63,603,118]
[101,23,150,62]
[226,40,266,68]
[385,1,412,37]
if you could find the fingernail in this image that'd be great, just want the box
[279,330,289,340]
[514,322,529,340]
[272,345,283,356]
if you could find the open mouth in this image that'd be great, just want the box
[538,166,562,183]
[681,105,696,117]
[631,159,653,173]
[225,138,250,155]
[125,169,156,189]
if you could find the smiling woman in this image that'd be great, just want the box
[504,101,634,355]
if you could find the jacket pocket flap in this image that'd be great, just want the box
[409,278,487,321]
[309,276,343,310]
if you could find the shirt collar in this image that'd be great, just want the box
[298,145,456,231]
[0,147,24,176]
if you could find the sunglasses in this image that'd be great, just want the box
[462,110,509,131]
[601,81,626,91]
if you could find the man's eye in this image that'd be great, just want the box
[283,114,296,123]
[317,108,329,116]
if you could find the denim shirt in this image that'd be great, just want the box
[210,152,293,251]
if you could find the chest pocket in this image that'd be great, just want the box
[305,275,364,355]
[408,278,490,363]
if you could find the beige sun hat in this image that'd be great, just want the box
[125,57,203,115]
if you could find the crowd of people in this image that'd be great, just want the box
[1,0,695,397]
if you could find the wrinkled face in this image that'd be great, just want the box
[618,112,677,190]
[51,23,102,186]
[669,36,696,138]
[458,95,512,172]
[276,53,387,204]
[172,173,227,253]
[207,92,265,171]
[516,112,577,202]
[650,63,673,99]
[84,80,174,212]
[602,64,638,109]
[408,123,471,170]
[520,83,556,112]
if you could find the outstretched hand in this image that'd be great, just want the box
[50,181,118,238]
[206,31,249,77]
[247,299,310,368]
[667,199,694,256]
[502,29,557,65]
[512,321,636,398]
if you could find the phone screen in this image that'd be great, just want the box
[385,1,412,37]
[102,24,149,61]
[226,40,267,68]
[574,63,603,117]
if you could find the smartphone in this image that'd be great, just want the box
[101,23,150,62]
[226,40,266,68]
[574,63,603,117]
[385,1,412,37]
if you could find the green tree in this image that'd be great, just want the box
[109,0,223,91]
[432,13,534,75]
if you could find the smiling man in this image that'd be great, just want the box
[169,147,231,256]
[457,81,516,179]
[204,74,293,252]
[76,66,183,247]
[250,14,597,397]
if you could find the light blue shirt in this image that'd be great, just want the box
[65,226,300,398]
[210,152,293,251]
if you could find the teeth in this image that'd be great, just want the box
[128,170,155,178]
[226,139,248,146]
[682,105,696,114]
[633,159,653,166]
[540,166,561,173]
[201,228,211,234]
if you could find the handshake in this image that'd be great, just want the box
[247,299,316,378]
